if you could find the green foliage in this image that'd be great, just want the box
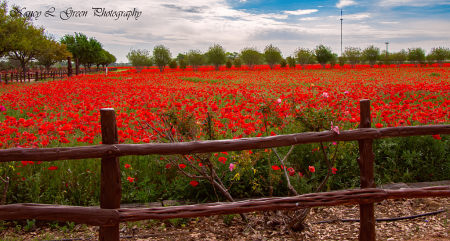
[240,46,262,70]
[314,44,334,68]
[175,53,185,61]
[226,52,239,60]
[362,45,380,68]
[233,58,242,68]
[179,58,187,70]
[60,33,103,69]
[126,48,152,73]
[294,48,315,69]
[222,214,236,225]
[286,56,296,68]
[338,56,346,67]
[391,49,407,67]
[186,49,205,71]
[93,49,116,70]
[169,60,177,69]
[429,47,450,66]
[206,44,227,71]
[280,58,287,68]
[343,47,361,68]
[37,37,72,71]
[408,47,426,67]
[263,44,282,69]
[24,219,35,232]
[330,53,338,68]
[226,59,232,69]
[153,44,172,73]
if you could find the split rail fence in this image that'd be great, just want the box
[0,99,450,241]
[1,67,117,84]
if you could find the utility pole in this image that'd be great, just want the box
[385,42,389,58]
[340,9,343,56]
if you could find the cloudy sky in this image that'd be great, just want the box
[13,0,450,63]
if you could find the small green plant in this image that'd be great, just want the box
[24,219,35,232]
[280,59,287,68]
[67,221,75,231]
[13,221,22,233]
[222,214,235,225]
[49,220,59,230]
[226,59,232,69]
[430,72,440,77]
[169,60,178,69]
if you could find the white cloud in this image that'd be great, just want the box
[300,17,319,21]
[336,0,357,8]
[379,0,450,7]
[284,9,318,15]
[379,22,399,24]
[329,12,371,20]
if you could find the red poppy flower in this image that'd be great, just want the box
[432,135,441,140]
[179,164,186,169]
[127,176,135,183]
[190,180,199,187]
[271,165,280,171]
[309,166,315,173]
[332,167,337,174]
[165,164,172,169]
[124,164,131,169]
[218,157,227,164]
[48,166,58,171]
[375,123,383,128]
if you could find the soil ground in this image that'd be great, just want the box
[2,181,450,240]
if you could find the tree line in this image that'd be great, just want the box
[0,1,116,72]
[128,43,450,72]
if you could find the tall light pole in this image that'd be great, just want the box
[340,9,343,56]
[385,42,389,58]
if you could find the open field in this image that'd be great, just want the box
[0,66,449,207]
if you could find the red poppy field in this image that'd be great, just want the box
[0,65,449,206]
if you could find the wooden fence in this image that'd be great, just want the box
[0,100,450,241]
[1,67,117,84]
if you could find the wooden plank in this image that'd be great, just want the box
[117,186,450,222]
[357,99,376,241]
[0,204,119,226]
[1,125,449,163]
[99,108,121,241]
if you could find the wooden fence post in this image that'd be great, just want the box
[99,108,121,241]
[357,99,376,241]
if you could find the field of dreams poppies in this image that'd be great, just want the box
[0,64,449,206]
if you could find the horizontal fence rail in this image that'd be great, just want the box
[1,187,448,224]
[0,100,449,241]
[1,125,449,163]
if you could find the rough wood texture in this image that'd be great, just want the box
[357,99,376,241]
[117,186,450,221]
[0,204,119,226]
[99,109,121,241]
[1,125,449,163]
[1,187,448,225]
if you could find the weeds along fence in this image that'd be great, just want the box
[0,100,450,241]
[1,67,117,84]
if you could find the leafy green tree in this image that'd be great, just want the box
[280,58,287,68]
[362,45,380,68]
[0,2,33,58]
[286,56,296,68]
[186,49,205,71]
[103,51,117,68]
[226,59,232,69]
[314,44,334,69]
[61,33,103,70]
[428,47,449,67]
[240,47,262,70]
[7,23,49,72]
[343,47,361,68]
[233,58,242,68]
[207,44,227,71]
[338,56,346,67]
[391,49,407,67]
[153,44,172,72]
[126,48,152,73]
[175,53,185,61]
[330,53,338,68]
[263,44,282,69]
[169,60,177,69]
[294,48,315,69]
[37,38,72,71]
[408,47,426,67]
[179,58,187,70]
[226,52,239,60]
[380,50,391,66]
